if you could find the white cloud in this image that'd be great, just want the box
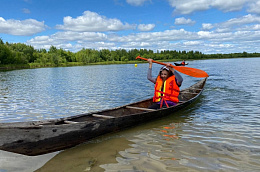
[126,0,150,6]
[56,11,136,32]
[121,41,153,48]
[238,24,260,31]
[212,14,260,32]
[137,24,155,31]
[53,31,108,41]
[0,17,46,36]
[168,0,211,14]
[200,14,260,33]
[175,17,196,25]
[27,26,260,53]
[108,29,197,43]
[211,0,247,12]
[202,23,214,30]
[183,41,201,46]
[247,0,260,14]
[167,0,259,15]
[27,31,108,46]
[24,11,260,54]
[221,14,260,27]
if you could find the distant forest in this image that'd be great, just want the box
[1,38,259,68]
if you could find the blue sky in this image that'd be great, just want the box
[1,0,260,54]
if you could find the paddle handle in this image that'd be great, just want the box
[136,56,175,68]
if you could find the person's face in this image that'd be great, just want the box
[160,70,170,81]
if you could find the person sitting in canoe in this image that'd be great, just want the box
[181,60,186,66]
[147,59,183,109]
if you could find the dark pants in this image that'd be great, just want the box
[148,102,175,109]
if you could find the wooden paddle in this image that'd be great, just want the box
[136,56,209,78]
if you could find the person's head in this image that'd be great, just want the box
[159,66,173,81]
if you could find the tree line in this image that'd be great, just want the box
[1,38,259,67]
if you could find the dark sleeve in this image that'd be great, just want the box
[174,71,183,87]
[147,68,156,84]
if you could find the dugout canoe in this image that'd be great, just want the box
[174,62,189,66]
[0,78,207,156]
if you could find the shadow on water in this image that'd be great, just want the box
[35,136,133,172]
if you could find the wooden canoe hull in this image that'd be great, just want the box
[0,78,207,156]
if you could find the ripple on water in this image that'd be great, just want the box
[99,118,260,171]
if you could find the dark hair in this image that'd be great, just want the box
[159,66,173,76]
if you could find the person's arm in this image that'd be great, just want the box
[147,59,156,84]
[166,63,183,87]
[147,68,156,83]
[174,71,183,87]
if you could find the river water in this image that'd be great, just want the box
[0,58,260,171]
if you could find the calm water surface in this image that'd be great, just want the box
[0,58,260,172]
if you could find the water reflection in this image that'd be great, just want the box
[0,150,57,172]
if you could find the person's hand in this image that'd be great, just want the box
[166,63,175,72]
[148,59,153,68]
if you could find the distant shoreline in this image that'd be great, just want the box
[1,56,259,71]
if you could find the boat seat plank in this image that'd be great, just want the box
[92,114,115,119]
[125,106,156,111]
[64,120,79,124]
[191,88,203,90]
[181,92,198,95]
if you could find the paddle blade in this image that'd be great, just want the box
[173,66,209,78]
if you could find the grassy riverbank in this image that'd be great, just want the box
[2,59,187,71]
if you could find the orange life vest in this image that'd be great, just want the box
[153,75,180,104]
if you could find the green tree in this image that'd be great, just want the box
[0,42,12,64]
[111,50,120,61]
[49,45,57,53]
[100,49,111,61]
